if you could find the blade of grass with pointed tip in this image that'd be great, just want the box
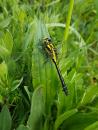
[0,105,12,130]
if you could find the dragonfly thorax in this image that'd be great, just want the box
[43,38,57,63]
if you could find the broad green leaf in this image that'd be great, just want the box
[0,105,12,130]
[84,121,98,130]
[54,108,78,130]
[0,30,13,59]
[0,17,11,29]
[3,30,13,55]
[0,62,8,96]
[0,44,9,59]
[27,87,45,130]
[0,61,8,77]
[32,19,57,116]
[18,10,26,25]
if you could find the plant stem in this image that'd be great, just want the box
[64,0,74,41]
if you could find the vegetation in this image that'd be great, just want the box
[0,0,98,130]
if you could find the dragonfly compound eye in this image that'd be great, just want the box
[47,38,52,42]
[43,38,52,43]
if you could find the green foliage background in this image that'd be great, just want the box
[0,0,98,130]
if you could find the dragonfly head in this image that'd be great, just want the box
[43,38,52,45]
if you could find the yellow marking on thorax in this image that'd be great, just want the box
[43,38,57,63]
[47,43,57,62]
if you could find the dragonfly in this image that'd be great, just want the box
[43,38,68,95]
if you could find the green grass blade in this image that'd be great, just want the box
[54,108,78,130]
[84,121,98,130]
